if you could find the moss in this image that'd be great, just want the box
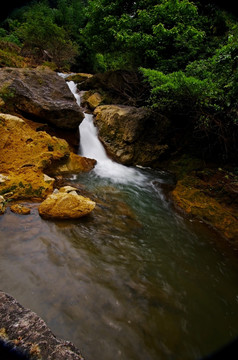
[0,185,17,195]
[0,83,15,102]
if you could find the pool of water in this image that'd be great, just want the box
[0,167,238,360]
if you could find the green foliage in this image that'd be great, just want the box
[140,26,238,161]
[15,2,78,68]
[82,0,225,72]
[1,0,237,162]
[140,68,215,114]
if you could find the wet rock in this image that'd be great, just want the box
[38,188,96,219]
[10,204,31,215]
[0,291,84,360]
[0,67,84,129]
[94,105,168,166]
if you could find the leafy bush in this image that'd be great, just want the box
[140,29,238,162]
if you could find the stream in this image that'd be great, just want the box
[0,77,238,360]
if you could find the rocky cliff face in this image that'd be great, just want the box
[0,67,84,129]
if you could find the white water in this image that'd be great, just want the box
[66,78,147,185]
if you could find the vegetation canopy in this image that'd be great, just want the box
[0,0,238,163]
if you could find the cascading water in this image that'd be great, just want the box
[67,78,147,185]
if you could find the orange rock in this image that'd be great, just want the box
[38,189,96,219]
[0,113,68,200]
[10,204,31,215]
[48,152,96,175]
[171,175,238,242]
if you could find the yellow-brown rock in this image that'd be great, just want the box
[66,73,93,83]
[48,152,96,175]
[85,92,103,110]
[10,204,31,215]
[38,190,96,219]
[0,195,6,214]
[171,174,238,242]
[0,113,70,199]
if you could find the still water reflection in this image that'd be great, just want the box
[0,168,238,360]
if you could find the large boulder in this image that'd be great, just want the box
[0,113,94,200]
[0,67,84,129]
[38,187,96,219]
[94,105,169,166]
[0,291,84,360]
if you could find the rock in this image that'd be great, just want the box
[167,156,238,242]
[172,175,238,241]
[0,174,9,184]
[82,92,104,110]
[66,73,93,83]
[59,186,78,193]
[38,190,96,219]
[94,105,169,166]
[0,195,6,215]
[0,113,70,200]
[10,204,31,215]
[47,152,96,175]
[43,174,55,183]
[0,67,84,129]
[0,291,84,359]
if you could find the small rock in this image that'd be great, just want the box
[86,92,103,110]
[38,191,96,219]
[59,186,78,193]
[43,174,55,183]
[0,195,6,215]
[10,204,31,215]
[0,174,9,184]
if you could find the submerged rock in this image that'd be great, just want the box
[94,105,169,166]
[0,291,84,359]
[38,188,96,219]
[0,67,84,129]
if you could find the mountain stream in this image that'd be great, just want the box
[0,77,238,360]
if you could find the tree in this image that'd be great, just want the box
[16,2,78,68]
[81,0,210,72]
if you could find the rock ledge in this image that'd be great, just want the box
[0,291,84,359]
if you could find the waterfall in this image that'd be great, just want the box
[65,77,146,185]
